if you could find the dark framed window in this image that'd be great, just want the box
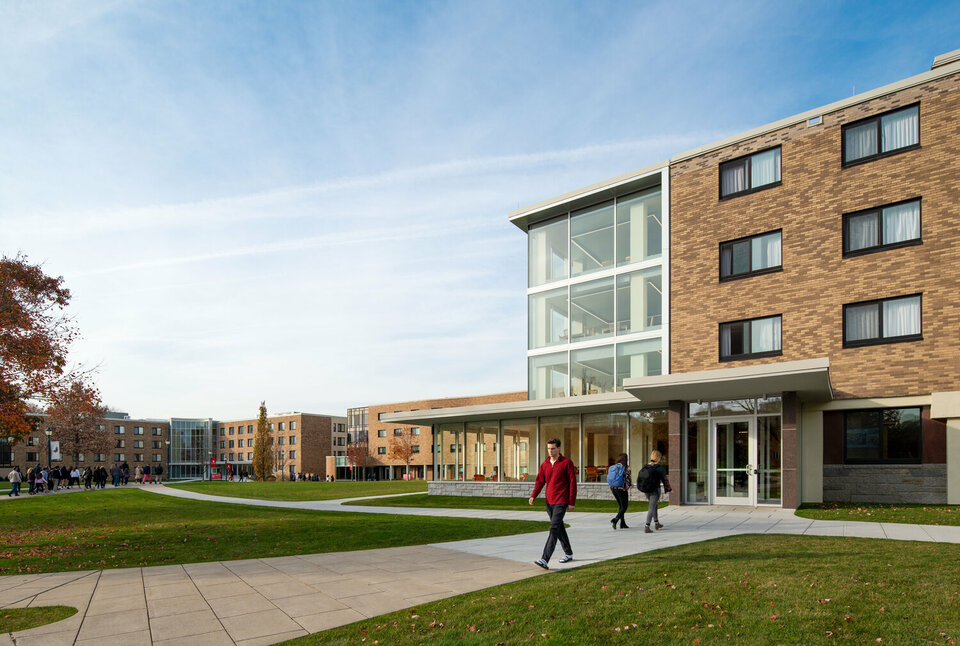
[720,230,782,281]
[843,198,921,256]
[719,315,782,361]
[719,146,781,199]
[377,447,386,455]
[844,407,921,463]
[842,104,919,166]
[843,294,921,347]
[378,430,386,437]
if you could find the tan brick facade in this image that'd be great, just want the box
[13,417,170,476]
[670,72,960,399]
[216,413,345,480]
[364,392,527,478]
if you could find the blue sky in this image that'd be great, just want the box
[2,0,958,419]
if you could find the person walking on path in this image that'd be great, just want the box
[110,464,120,487]
[154,464,163,483]
[636,450,671,534]
[529,437,577,569]
[607,453,631,530]
[7,466,22,496]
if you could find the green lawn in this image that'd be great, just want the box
[796,502,960,526]
[0,607,76,633]
[165,480,428,501]
[0,489,544,574]
[347,494,664,513]
[282,534,960,645]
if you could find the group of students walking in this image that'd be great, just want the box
[528,438,672,569]
[6,462,165,496]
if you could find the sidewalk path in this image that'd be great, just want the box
[4,486,960,646]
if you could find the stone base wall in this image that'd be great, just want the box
[823,464,947,504]
[428,481,670,503]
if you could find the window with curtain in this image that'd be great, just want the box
[843,104,919,165]
[719,315,782,361]
[719,147,782,199]
[720,230,782,280]
[843,294,921,347]
[843,199,921,255]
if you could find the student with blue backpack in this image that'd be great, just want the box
[606,453,631,529]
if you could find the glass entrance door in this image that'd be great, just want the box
[714,418,754,505]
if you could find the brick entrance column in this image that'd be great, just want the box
[668,400,684,506]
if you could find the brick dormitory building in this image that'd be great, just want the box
[1,411,346,482]
[362,48,960,508]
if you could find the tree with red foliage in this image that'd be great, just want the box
[388,429,417,478]
[0,254,93,444]
[346,435,372,481]
[46,379,109,464]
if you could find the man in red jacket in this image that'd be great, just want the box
[528,437,577,569]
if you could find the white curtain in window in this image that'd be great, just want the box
[845,122,878,161]
[845,304,878,341]
[883,296,920,337]
[720,325,732,356]
[721,162,747,196]
[751,232,782,270]
[881,106,919,152]
[751,316,781,353]
[882,201,920,244]
[750,148,781,188]
[848,213,879,251]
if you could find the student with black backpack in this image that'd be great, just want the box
[636,450,671,533]
[606,453,631,529]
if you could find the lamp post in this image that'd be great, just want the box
[207,451,213,481]
[44,429,53,470]
[164,440,170,482]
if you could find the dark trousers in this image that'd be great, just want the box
[611,488,629,526]
[541,503,572,562]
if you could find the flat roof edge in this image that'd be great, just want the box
[508,160,668,227]
[671,58,960,163]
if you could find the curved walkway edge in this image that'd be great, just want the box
[3,486,958,646]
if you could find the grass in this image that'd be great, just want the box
[796,502,960,526]
[347,494,664,513]
[0,606,77,633]
[281,534,960,645]
[0,489,544,575]
[165,480,428,501]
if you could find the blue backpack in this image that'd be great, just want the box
[606,463,626,488]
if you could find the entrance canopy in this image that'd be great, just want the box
[623,357,833,404]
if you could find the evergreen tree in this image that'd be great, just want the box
[252,401,273,480]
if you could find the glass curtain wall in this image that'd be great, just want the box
[168,419,212,480]
[615,339,662,389]
[629,410,669,474]
[570,202,615,278]
[529,288,569,349]
[616,268,662,333]
[501,418,536,481]
[539,415,580,477]
[465,421,498,480]
[529,216,568,287]
[616,187,662,265]
[437,423,462,481]
[529,352,569,400]
[570,346,615,396]
[582,412,627,481]
[432,410,669,484]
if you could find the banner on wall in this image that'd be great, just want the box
[50,440,61,461]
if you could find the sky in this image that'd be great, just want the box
[2,0,959,420]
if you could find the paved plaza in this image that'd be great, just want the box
[3,486,960,645]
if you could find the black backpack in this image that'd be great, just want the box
[636,464,660,494]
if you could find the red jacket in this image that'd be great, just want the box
[531,455,577,506]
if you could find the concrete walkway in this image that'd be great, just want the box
[4,486,960,646]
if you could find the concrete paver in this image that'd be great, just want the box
[5,486,960,645]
